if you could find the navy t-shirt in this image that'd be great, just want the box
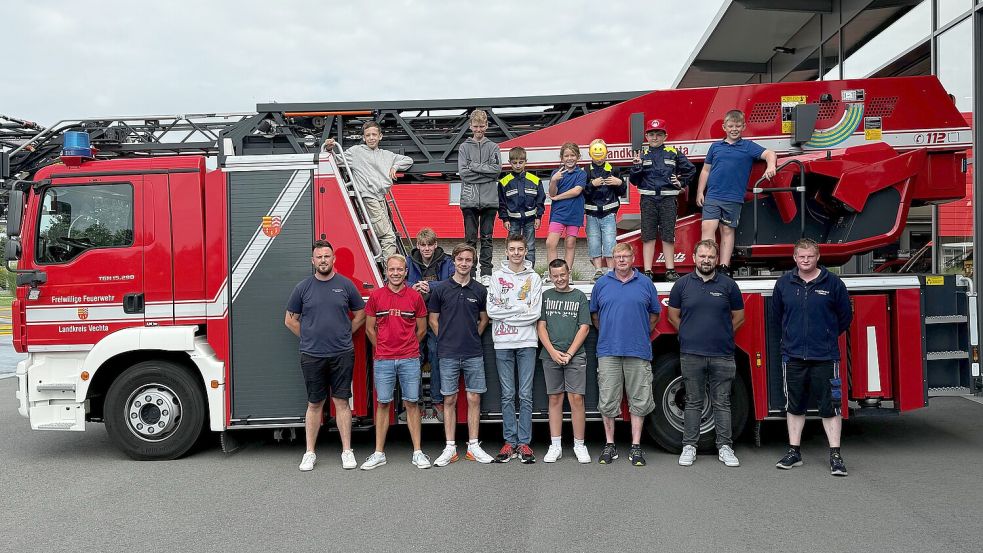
[286,273,365,357]
[668,271,744,356]
[549,167,586,226]
[704,138,766,203]
[427,278,487,359]
[589,270,661,361]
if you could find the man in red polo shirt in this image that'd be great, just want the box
[363,254,430,469]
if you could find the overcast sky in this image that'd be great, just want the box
[1,0,726,125]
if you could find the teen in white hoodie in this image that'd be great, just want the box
[487,234,543,463]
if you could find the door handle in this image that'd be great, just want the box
[123,293,145,314]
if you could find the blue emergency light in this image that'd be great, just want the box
[62,131,94,158]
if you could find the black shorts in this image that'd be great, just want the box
[300,351,355,403]
[783,358,840,418]
[640,195,677,243]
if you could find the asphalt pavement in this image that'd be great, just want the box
[2,377,982,552]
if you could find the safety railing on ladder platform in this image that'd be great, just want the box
[325,144,386,266]
[385,190,414,259]
[750,159,808,246]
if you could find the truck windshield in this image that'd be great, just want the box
[35,183,134,264]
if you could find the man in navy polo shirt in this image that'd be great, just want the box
[772,238,853,476]
[286,240,366,472]
[695,109,777,275]
[427,243,494,466]
[667,239,745,468]
[590,242,661,467]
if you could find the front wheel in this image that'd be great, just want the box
[104,360,206,460]
[647,352,750,453]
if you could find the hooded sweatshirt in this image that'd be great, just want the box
[486,259,543,349]
[407,246,454,302]
[340,144,414,200]
[458,137,502,209]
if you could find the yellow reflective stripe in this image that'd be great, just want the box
[603,162,612,172]
[500,174,515,186]
[524,172,540,184]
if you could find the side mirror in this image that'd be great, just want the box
[6,188,24,238]
[5,237,21,262]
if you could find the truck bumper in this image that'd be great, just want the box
[15,352,86,431]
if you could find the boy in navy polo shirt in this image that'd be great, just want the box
[545,142,586,281]
[427,243,494,466]
[696,109,777,275]
[666,239,745,468]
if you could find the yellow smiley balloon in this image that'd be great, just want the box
[589,142,607,162]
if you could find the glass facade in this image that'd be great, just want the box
[842,1,930,78]
[938,0,973,28]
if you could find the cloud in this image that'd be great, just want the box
[1,0,725,125]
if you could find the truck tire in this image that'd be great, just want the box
[647,352,750,453]
[104,360,206,460]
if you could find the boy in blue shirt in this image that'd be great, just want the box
[696,109,777,275]
[545,142,586,281]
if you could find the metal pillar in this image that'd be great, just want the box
[973,4,983,372]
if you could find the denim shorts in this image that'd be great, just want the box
[702,198,743,228]
[586,213,617,259]
[374,357,422,403]
[439,356,487,395]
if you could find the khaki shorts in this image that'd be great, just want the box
[597,356,655,418]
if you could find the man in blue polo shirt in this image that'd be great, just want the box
[590,242,661,467]
[286,240,366,472]
[696,109,777,275]
[427,243,494,466]
[667,239,745,468]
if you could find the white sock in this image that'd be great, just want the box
[551,436,561,447]
[413,449,423,455]
[574,439,585,447]
[446,441,455,447]
[468,439,478,446]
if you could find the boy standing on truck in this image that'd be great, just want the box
[487,234,543,464]
[629,119,695,282]
[362,254,431,470]
[458,109,502,286]
[498,146,545,266]
[407,227,455,421]
[286,240,366,472]
[584,139,626,282]
[428,243,494,466]
[324,121,414,258]
[695,109,777,276]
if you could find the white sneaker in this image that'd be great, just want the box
[573,443,591,464]
[544,444,562,463]
[466,441,494,464]
[678,445,697,466]
[718,445,740,467]
[299,451,316,472]
[360,451,386,470]
[480,275,491,287]
[412,451,432,469]
[341,449,357,469]
[434,445,458,467]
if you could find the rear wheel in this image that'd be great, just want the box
[647,352,750,453]
[104,360,206,460]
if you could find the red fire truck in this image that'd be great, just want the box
[2,76,977,460]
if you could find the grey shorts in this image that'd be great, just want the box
[596,356,655,418]
[640,195,677,243]
[542,352,588,395]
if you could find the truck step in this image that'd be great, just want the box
[926,351,969,361]
[925,315,968,324]
[36,383,77,392]
[36,422,78,430]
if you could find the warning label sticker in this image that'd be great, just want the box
[864,117,882,141]
[926,275,945,286]
[842,89,865,102]
[781,95,807,134]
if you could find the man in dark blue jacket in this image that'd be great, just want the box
[771,238,853,476]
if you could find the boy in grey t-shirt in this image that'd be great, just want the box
[537,259,592,464]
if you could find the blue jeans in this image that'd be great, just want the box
[373,357,421,403]
[420,329,442,404]
[495,347,536,446]
[586,213,617,259]
[439,356,487,395]
[509,220,537,267]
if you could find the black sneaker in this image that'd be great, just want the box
[665,269,681,282]
[776,448,803,469]
[518,444,536,464]
[598,443,619,464]
[628,445,646,466]
[643,270,655,281]
[830,452,848,476]
[718,265,732,277]
[494,443,515,463]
